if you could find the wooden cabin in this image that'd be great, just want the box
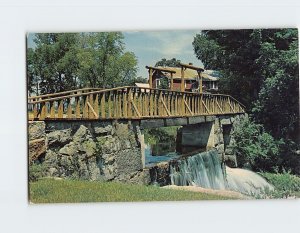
[146,63,219,93]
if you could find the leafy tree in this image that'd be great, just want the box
[32,33,80,94]
[27,32,139,94]
[155,58,181,67]
[232,116,282,172]
[76,32,138,88]
[193,29,299,141]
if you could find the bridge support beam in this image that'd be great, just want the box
[175,115,241,159]
[176,122,215,153]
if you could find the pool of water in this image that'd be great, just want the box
[145,144,180,166]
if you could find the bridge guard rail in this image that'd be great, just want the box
[28,86,245,120]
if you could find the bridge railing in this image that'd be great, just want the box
[28,87,103,103]
[28,86,245,120]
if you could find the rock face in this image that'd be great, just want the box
[28,121,46,164]
[29,121,148,184]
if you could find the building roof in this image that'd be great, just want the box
[155,66,219,81]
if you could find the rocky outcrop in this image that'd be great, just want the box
[29,121,148,184]
[28,121,46,164]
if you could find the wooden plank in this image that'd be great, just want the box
[175,95,178,116]
[158,91,163,116]
[114,92,118,117]
[184,99,193,116]
[87,101,99,118]
[50,102,55,118]
[108,92,112,118]
[200,95,203,114]
[94,94,99,119]
[228,97,234,112]
[88,94,93,118]
[161,96,171,116]
[67,100,72,118]
[75,97,81,118]
[101,93,105,118]
[202,99,210,114]
[153,91,157,116]
[128,89,132,118]
[130,94,141,118]
[83,96,88,118]
[181,94,185,116]
[33,104,38,118]
[215,98,224,114]
[149,91,153,117]
[40,103,46,120]
[181,67,185,92]
[145,92,149,116]
[58,100,64,118]
[170,73,173,91]
[123,91,127,118]
[118,92,122,118]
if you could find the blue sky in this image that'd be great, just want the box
[123,30,203,77]
[28,30,203,78]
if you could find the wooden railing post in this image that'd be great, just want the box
[128,88,132,118]
[58,100,64,118]
[101,93,105,119]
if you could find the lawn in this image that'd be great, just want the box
[29,178,235,203]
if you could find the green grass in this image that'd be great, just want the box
[29,178,234,203]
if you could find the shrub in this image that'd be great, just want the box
[259,171,300,198]
[29,163,48,182]
[232,116,282,172]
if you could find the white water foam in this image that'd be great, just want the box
[170,150,274,196]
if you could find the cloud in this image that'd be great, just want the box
[140,30,199,56]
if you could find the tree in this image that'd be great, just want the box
[76,32,138,88]
[155,58,181,67]
[232,116,282,172]
[193,29,299,141]
[27,32,139,94]
[27,33,80,94]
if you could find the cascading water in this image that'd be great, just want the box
[170,150,226,190]
[170,150,274,196]
[226,167,274,196]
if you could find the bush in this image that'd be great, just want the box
[232,116,282,172]
[259,171,300,198]
[29,163,48,182]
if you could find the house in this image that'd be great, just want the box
[146,63,219,93]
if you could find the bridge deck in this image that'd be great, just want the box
[28,86,245,121]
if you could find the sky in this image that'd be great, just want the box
[27,30,203,78]
[123,30,203,78]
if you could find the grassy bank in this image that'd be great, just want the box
[29,179,235,203]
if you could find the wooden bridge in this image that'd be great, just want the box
[28,86,245,121]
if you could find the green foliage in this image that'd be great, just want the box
[158,76,170,89]
[144,127,178,145]
[29,178,234,203]
[232,116,282,171]
[29,163,48,182]
[27,32,139,95]
[192,29,299,141]
[155,58,181,67]
[259,171,300,198]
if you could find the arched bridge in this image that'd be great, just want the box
[28,86,245,121]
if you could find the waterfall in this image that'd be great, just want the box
[170,150,226,190]
[226,167,274,196]
[170,150,274,196]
